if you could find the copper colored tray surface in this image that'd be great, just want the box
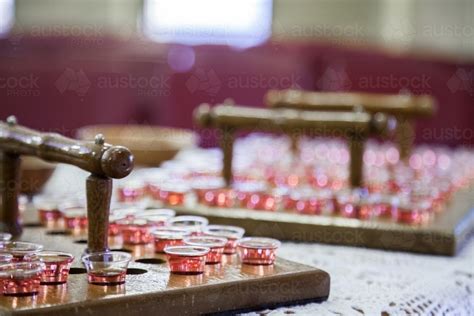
[173,186,474,256]
[0,224,330,316]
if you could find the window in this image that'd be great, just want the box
[143,0,272,48]
[0,0,14,37]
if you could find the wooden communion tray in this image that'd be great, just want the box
[173,186,474,256]
[184,100,474,255]
[0,222,330,316]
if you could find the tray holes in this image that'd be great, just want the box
[135,258,166,265]
[351,307,364,314]
[110,248,132,253]
[23,222,43,228]
[69,267,87,274]
[126,268,148,275]
[74,239,88,244]
[46,230,71,236]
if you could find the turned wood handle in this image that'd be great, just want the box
[194,104,394,188]
[265,89,436,117]
[194,103,390,136]
[265,89,436,160]
[0,117,134,253]
[0,118,133,179]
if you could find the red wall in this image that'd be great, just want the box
[1,35,473,147]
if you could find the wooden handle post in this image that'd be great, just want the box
[194,104,391,188]
[265,89,436,159]
[0,116,134,253]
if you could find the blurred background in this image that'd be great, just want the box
[0,0,473,147]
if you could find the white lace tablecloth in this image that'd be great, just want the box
[247,239,474,316]
[44,165,474,316]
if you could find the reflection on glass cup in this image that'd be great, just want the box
[37,251,74,285]
[237,237,281,265]
[0,261,45,296]
[82,252,131,285]
[164,246,209,275]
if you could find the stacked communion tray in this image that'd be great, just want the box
[117,135,474,255]
[1,203,329,315]
[0,117,329,315]
[116,93,472,257]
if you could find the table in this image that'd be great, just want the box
[42,165,474,315]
